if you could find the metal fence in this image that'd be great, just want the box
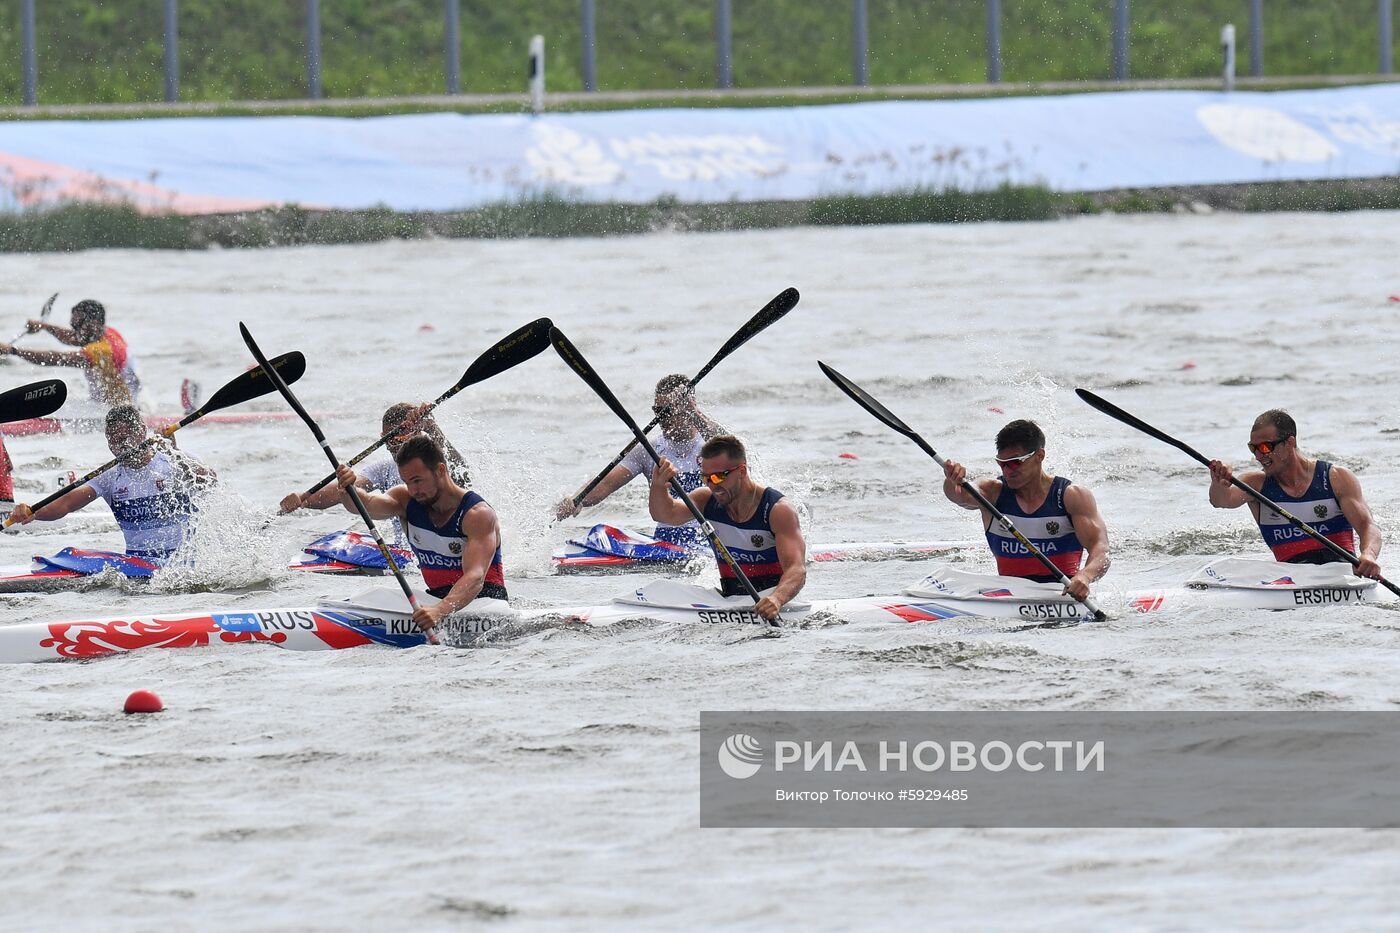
[13,0,1400,107]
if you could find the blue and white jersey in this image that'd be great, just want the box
[358,459,406,542]
[1257,460,1356,564]
[703,486,787,597]
[361,458,401,493]
[622,430,704,544]
[84,451,199,560]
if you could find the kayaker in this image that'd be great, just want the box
[556,374,724,550]
[940,419,1109,600]
[648,433,806,621]
[8,405,215,561]
[334,434,505,634]
[0,299,143,407]
[279,402,470,513]
[1207,409,1382,578]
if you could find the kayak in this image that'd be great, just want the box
[0,568,1100,663]
[1127,556,1378,612]
[552,523,960,573]
[285,530,414,576]
[0,532,414,593]
[0,586,516,664]
[0,548,160,594]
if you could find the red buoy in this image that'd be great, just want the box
[838,452,859,460]
[123,690,163,714]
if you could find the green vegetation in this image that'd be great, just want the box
[0,0,1392,106]
[2,179,1399,253]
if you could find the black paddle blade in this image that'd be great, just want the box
[707,287,799,368]
[196,350,306,420]
[454,317,554,393]
[550,327,648,439]
[40,292,57,319]
[0,378,66,424]
[1075,388,1208,466]
[818,361,918,438]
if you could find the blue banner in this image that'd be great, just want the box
[0,86,1396,214]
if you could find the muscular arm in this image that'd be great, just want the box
[577,464,634,508]
[1208,460,1261,509]
[763,500,807,611]
[7,347,89,368]
[39,322,82,345]
[340,482,409,521]
[286,473,371,512]
[24,483,99,522]
[648,458,706,526]
[1331,466,1383,575]
[1065,484,1110,592]
[433,503,500,615]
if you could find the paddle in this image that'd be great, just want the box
[0,378,66,424]
[0,293,57,363]
[3,352,305,528]
[1077,387,1400,598]
[569,287,799,511]
[551,325,781,630]
[240,324,435,643]
[296,317,553,501]
[819,361,1108,623]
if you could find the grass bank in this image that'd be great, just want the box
[1,179,1398,252]
[0,0,1393,107]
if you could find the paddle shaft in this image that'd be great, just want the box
[636,433,772,608]
[239,326,433,640]
[298,316,553,502]
[571,288,798,509]
[938,449,1107,620]
[6,352,306,526]
[300,382,458,499]
[1076,388,1398,598]
[551,327,778,626]
[2,293,57,358]
[570,334,751,505]
[820,361,1106,622]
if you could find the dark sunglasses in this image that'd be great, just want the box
[994,449,1040,469]
[701,467,738,485]
[1247,436,1292,456]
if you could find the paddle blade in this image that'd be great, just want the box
[550,327,647,440]
[195,350,306,420]
[818,361,919,439]
[40,292,57,320]
[0,378,66,424]
[453,317,554,394]
[703,287,799,374]
[1075,388,1208,466]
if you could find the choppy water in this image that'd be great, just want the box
[2,212,1399,929]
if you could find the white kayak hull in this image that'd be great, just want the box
[1127,556,1378,613]
[0,572,1093,663]
[0,588,515,663]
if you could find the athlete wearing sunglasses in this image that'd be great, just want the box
[278,401,470,536]
[1207,409,1382,577]
[648,433,807,621]
[941,419,1110,601]
[555,374,724,550]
